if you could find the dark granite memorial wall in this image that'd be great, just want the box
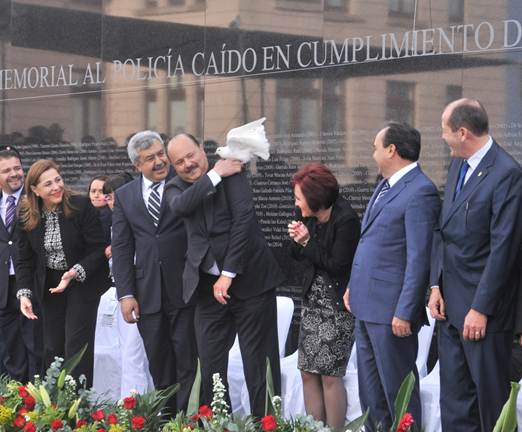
[2,0,522,347]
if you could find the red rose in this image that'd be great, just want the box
[24,396,36,410]
[13,415,26,428]
[51,419,63,431]
[91,409,105,421]
[261,415,277,431]
[131,416,145,429]
[107,413,118,425]
[198,405,213,418]
[261,416,277,432]
[98,429,106,432]
[24,422,36,432]
[18,407,29,415]
[76,419,87,428]
[123,396,137,410]
[397,412,414,432]
[18,386,29,398]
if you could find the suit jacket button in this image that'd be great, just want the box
[7,241,12,245]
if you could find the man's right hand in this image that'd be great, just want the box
[213,159,242,178]
[428,287,446,320]
[120,297,140,323]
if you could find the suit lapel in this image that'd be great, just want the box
[134,177,157,232]
[361,179,385,231]
[362,168,420,234]
[441,143,497,228]
[156,171,175,228]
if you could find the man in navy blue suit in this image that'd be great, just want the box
[344,122,440,431]
[429,99,522,431]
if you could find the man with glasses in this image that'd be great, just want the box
[111,131,196,411]
[0,145,41,381]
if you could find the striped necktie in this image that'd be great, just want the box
[5,195,16,232]
[372,180,390,208]
[147,182,161,227]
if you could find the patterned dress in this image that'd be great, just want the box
[298,272,355,376]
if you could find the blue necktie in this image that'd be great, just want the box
[454,161,469,199]
[373,180,390,208]
[5,195,15,232]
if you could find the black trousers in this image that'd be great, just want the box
[438,320,512,432]
[0,276,42,382]
[41,269,100,387]
[137,304,197,412]
[195,273,281,418]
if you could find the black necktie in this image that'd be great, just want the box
[147,183,161,227]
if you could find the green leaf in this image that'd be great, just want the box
[57,369,66,390]
[39,384,51,407]
[391,371,415,431]
[265,357,275,416]
[67,397,82,419]
[344,408,369,431]
[493,381,521,432]
[62,344,88,377]
[187,359,201,416]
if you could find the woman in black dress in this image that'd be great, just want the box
[288,162,360,429]
[17,160,110,386]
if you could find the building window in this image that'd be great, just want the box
[446,85,463,105]
[168,88,187,136]
[325,0,346,10]
[389,0,415,16]
[448,0,464,23]
[72,86,101,142]
[386,81,415,126]
[276,78,320,136]
[195,84,204,139]
[322,79,345,132]
[145,89,158,131]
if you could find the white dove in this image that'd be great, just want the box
[215,117,270,163]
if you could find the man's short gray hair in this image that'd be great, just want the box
[127,130,164,164]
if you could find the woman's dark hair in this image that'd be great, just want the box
[87,175,108,195]
[291,163,339,212]
[103,172,134,194]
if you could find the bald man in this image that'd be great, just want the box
[429,99,522,431]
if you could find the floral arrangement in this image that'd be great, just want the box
[0,351,519,432]
[0,346,177,431]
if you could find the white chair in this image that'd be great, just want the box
[416,308,436,379]
[93,287,154,400]
[228,296,295,414]
[93,287,123,400]
[345,342,363,421]
[420,360,441,432]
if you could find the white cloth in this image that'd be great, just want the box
[93,287,154,400]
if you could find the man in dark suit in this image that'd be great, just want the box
[429,98,522,431]
[165,133,284,417]
[0,146,41,381]
[111,131,196,411]
[344,123,440,431]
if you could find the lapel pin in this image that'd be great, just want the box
[477,171,483,177]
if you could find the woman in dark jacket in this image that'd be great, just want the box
[16,159,110,385]
[288,162,360,429]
